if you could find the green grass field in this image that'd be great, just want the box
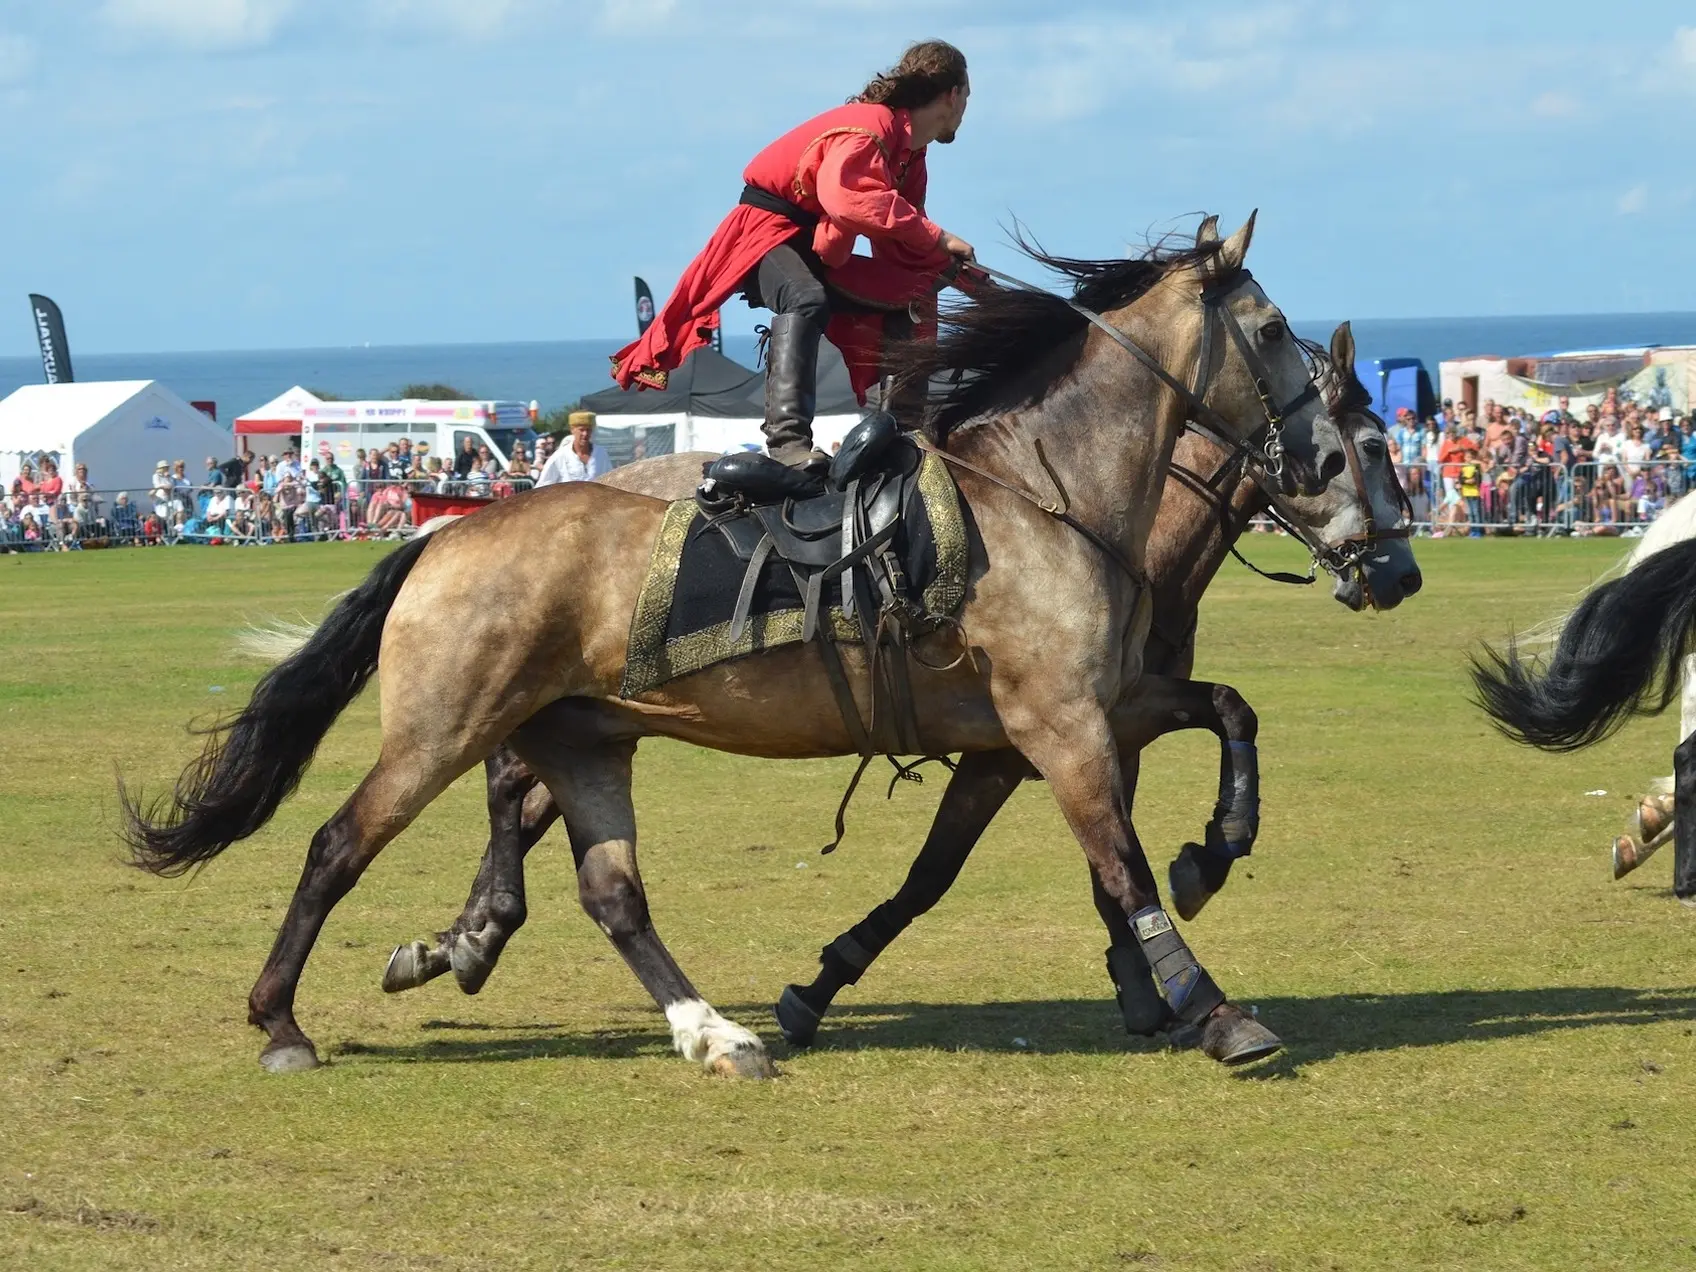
[4,537,1695,1270]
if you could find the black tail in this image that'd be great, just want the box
[122,535,433,876]
[1470,535,1696,752]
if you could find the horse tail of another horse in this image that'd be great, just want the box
[1471,534,1696,752]
[122,534,434,877]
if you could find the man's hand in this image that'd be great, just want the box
[941,232,975,261]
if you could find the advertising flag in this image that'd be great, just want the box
[634,277,655,335]
[28,293,74,384]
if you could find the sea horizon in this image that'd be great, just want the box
[6,309,1696,423]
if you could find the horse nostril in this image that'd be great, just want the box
[1401,569,1423,597]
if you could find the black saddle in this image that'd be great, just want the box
[693,429,935,763]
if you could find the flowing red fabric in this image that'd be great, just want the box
[611,102,957,402]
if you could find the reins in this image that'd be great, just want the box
[939,259,1395,590]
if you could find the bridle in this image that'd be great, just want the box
[948,260,1412,591]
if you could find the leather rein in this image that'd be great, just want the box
[922,261,1411,592]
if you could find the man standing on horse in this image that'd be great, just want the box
[611,40,977,471]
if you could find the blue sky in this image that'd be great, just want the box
[1,1,1693,355]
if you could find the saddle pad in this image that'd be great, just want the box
[620,452,967,697]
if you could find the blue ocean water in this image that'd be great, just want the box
[4,314,1695,424]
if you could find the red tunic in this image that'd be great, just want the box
[610,102,958,401]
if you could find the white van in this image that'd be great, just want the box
[296,399,536,472]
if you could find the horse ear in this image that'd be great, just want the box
[1329,320,1355,369]
[1216,210,1257,274]
[1196,215,1220,245]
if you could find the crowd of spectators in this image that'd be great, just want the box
[1384,388,1694,536]
[1,409,613,550]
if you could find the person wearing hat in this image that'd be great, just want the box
[536,411,610,487]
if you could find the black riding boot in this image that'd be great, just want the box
[763,312,826,470]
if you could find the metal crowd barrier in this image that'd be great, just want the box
[0,475,539,550]
[1239,458,1696,541]
[16,457,1695,552]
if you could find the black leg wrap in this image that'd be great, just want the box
[825,903,909,987]
[1105,943,1171,1036]
[1131,907,1225,1026]
[1213,740,1260,856]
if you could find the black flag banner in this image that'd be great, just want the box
[28,294,74,384]
[711,321,723,354]
[634,277,655,335]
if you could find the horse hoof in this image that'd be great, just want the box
[259,1042,322,1074]
[1613,836,1642,880]
[382,939,450,993]
[709,1043,778,1080]
[774,985,822,1047]
[449,933,497,996]
[1169,845,1212,922]
[1680,895,1696,911]
[1200,1008,1282,1066]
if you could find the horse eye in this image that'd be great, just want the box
[1260,319,1286,343]
[1361,436,1386,461]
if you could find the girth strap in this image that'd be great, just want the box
[729,532,776,644]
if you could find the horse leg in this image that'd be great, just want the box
[1674,730,1696,907]
[775,749,1034,1046]
[1149,682,1261,921]
[511,730,775,1078]
[250,752,463,1072]
[1004,701,1280,1066]
[382,743,562,994]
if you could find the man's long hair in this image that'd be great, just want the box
[852,40,967,110]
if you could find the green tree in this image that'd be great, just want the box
[395,383,475,401]
[538,401,585,437]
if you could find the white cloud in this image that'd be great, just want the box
[367,0,528,39]
[1530,90,1578,118]
[100,0,296,50]
[600,0,677,33]
[0,34,34,85]
[1673,26,1696,67]
[1617,183,1648,215]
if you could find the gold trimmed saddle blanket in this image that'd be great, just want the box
[620,450,967,698]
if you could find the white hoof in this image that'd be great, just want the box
[665,999,775,1078]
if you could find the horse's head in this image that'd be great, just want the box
[1292,321,1422,611]
[1178,222,1421,611]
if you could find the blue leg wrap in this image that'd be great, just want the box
[1130,906,1225,1025]
[1211,739,1260,860]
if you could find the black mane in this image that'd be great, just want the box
[893,230,1227,443]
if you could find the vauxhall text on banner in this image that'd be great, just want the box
[28,294,75,384]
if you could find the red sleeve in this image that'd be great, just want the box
[814,134,943,254]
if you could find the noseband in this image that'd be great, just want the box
[965,261,1411,586]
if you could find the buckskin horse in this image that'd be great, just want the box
[123,215,1411,1076]
[378,318,1421,1052]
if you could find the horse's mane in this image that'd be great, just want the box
[894,230,1228,443]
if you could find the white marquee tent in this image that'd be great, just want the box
[0,380,234,494]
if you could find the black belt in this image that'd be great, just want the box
[740,184,818,231]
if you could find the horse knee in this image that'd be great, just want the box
[1210,684,1258,741]
[578,849,649,937]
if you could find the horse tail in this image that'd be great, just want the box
[122,534,434,876]
[1471,534,1696,752]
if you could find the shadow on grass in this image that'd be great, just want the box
[332,985,1696,1072]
